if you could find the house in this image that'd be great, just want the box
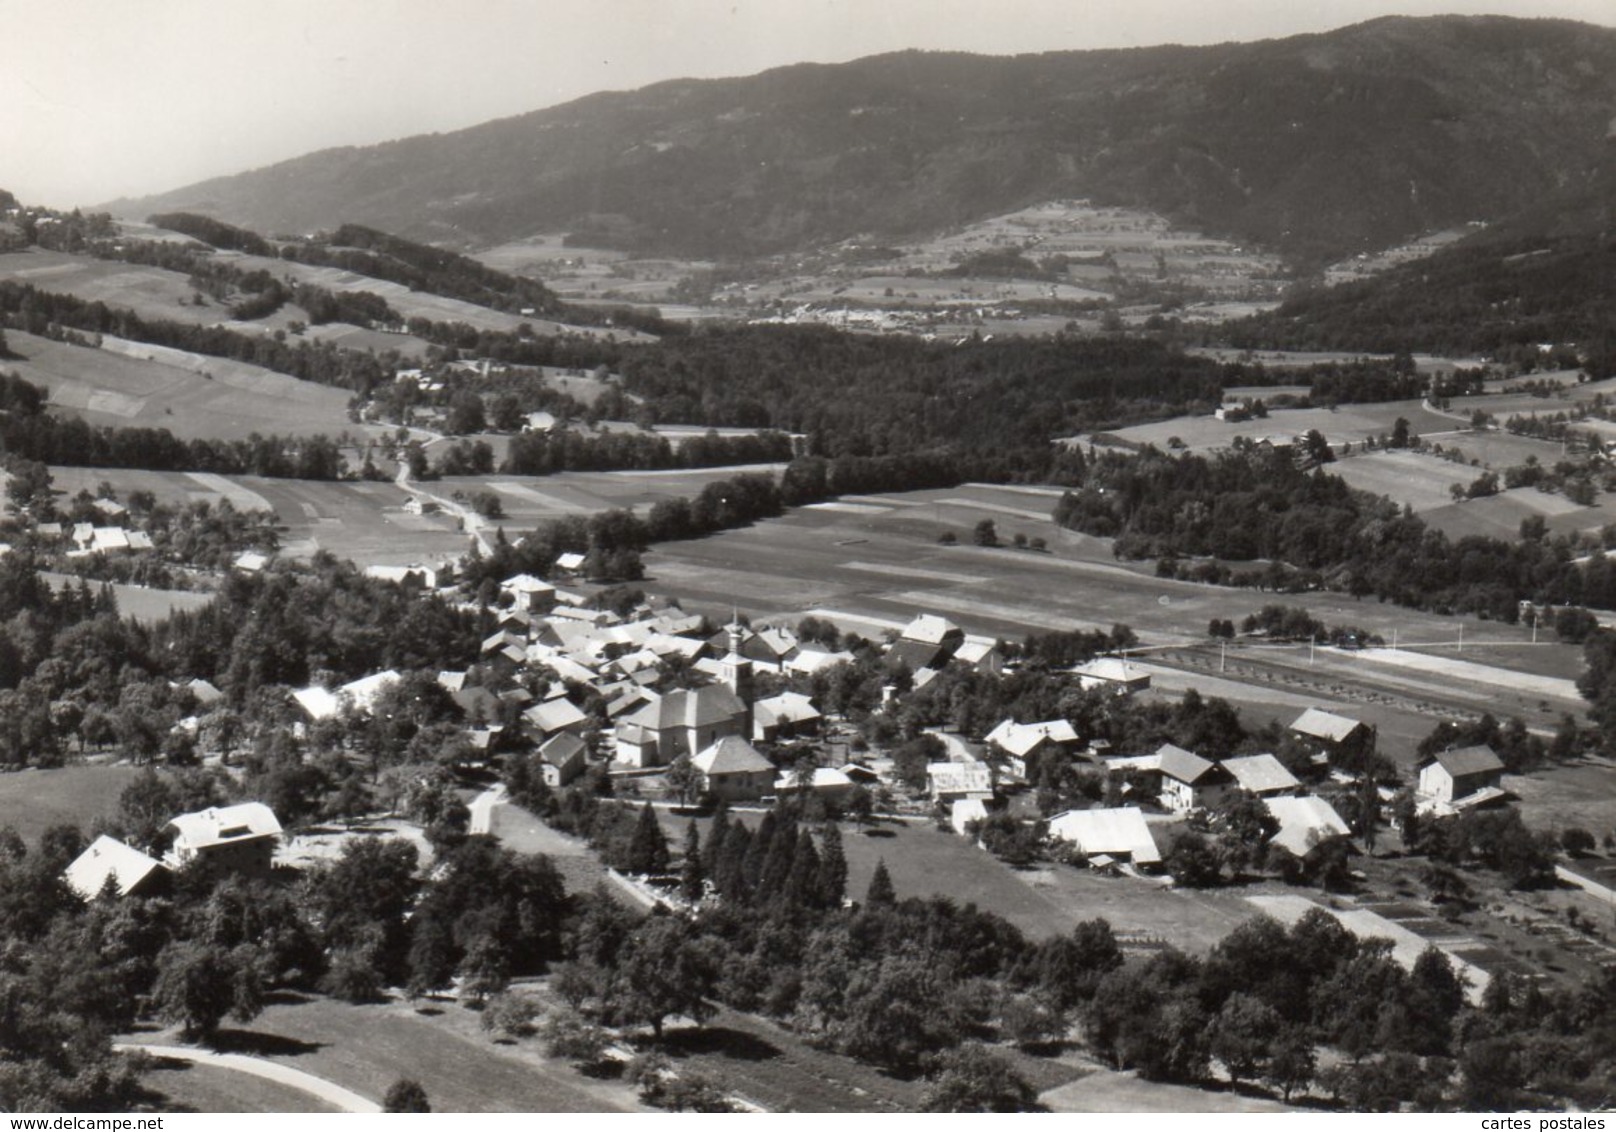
[291,670,400,722]
[888,614,964,671]
[232,551,271,573]
[538,732,588,787]
[523,697,590,738]
[775,766,854,801]
[1156,744,1236,814]
[554,550,587,575]
[1290,707,1368,759]
[179,677,223,707]
[365,563,444,589]
[785,648,855,675]
[952,636,1005,676]
[1263,794,1352,856]
[1047,807,1162,867]
[614,684,749,767]
[64,835,166,900]
[1071,657,1152,694]
[166,802,282,879]
[501,573,557,613]
[984,719,1079,778]
[926,760,994,803]
[692,736,777,802]
[753,691,822,743]
[1219,754,1302,798]
[1416,745,1507,814]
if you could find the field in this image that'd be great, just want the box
[1330,449,1475,512]
[1421,489,1616,541]
[1091,400,1452,453]
[654,807,1263,951]
[132,995,642,1113]
[47,467,470,569]
[433,463,789,528]
[0,249,222,326]
[40,571,215,623]
[0,765,143,846]
[7,329,356,440]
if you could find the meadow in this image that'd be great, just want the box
[0,764,143,846]
[8,330,356,440]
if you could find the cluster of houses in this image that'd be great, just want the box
[33,501,156,556]
[65,801,283,900]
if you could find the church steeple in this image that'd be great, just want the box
[718,614,755,737]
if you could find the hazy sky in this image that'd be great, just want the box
[4,0,1613,207]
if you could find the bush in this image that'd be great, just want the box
[481,990,542,1038]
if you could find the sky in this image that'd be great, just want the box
[4,0,1614,208]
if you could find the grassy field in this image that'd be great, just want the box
[0,249,222,326]
[652,808,1257,950]
[1331,450,1474,512]
[138,1056,342,1113]
[47,467,471,569]
[134,994,641,1113]
[434,463,790,529]
[1428,428,1566,469]
[0,765,143,846]
[40,571,215,624]
[1093,400,1452,453]
[7,330,356,441]
[1421,489,1616,541]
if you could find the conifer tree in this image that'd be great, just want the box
[783,829,821,909]
[816,823,848,909]
[742,811,775,892]
[866,858,896,906]
[679,821,705,903]
[627,802,670,874]
[717,824,752,903]
[703,800,730,875]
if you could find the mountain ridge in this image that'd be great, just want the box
[108,15,1616,264]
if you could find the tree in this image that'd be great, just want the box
[865,858,896,906]
[150,942,263,1041]
[601,916,716,1040]
[1265,1027,1317,1102]
[972,519,999,547]
[1390,417,1411,449]
[816,823,847,909]
[626,803,671,875]
[679,821,705,903]
[920,1043,1040,1112]
[1210,993,1281,1084]
[383,1079,431,1112]
[1164,832,1222,888]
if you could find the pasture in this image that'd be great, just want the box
[1092,400,1451,453]
[1331,450,1473,512]
[1426,428,1565,470]
[40,571,215,624]
[8,330,356,440]
[0,249,220,327]
[1421,489,1615,542]
[0,765,143,846]
[433,463,789,529]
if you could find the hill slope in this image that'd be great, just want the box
[110,16,1616,264]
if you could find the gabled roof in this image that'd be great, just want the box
[1263,794,1351,856]
[901,614,962,645]
[985,719,1079,758]
[1156,743,1222,785]
[539,731,587,766]
[524,698,589,734]
[623,685,747,733]
[755,691,821,727]
[926,760,994,797]
[1071,657,1151,684]
[1427,744,1505,778]
[1290,707,1365,744]
[183,677,223,706]
[501,573,555,595]
[65,835,164,900]
[169,802,281,851]
[776,767,852,793]
[1220,754,1301,796]
[785,648,853,674]
[887,638,949,673]
[291,670,400,721]
[693,735,774,776]
[1048,807,1161,865]
[554,551,587,571]
[953,636,1001,666]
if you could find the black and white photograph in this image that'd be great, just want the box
[1,0,1614,1116]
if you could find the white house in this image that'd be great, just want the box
[1048,807,1162,867]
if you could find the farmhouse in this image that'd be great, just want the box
[291,670,401,722]
[1047,807,1162,867]
[501,573,557,613]
[1157,744,1236,814]
[166,802,282,879]
[64,835,166,900]
[984,718,1080,778]
[1220,753,1302,798]
[537,732,588,787]
[1263,794,1353,856]
[523,697,590,738]
[775,766,854,801]
[692,736,777,802]
[1291,707,1368,760]
[753,691,822,743]
[926,760,994,803]
[888,614,964,671]
[1416,745,1507,815]
[1071,657,1152,694]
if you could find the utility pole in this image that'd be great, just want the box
[1458,623,1464,653]
[1220,640,1226,673]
